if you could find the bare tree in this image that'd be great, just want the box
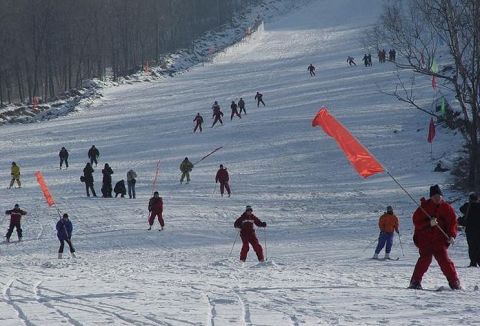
[373,0,480,191]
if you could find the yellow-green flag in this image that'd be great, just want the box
[440,97,446,117]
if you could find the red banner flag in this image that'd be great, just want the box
[35,171,55,206]
[427,117,436,143]
[431,75,437,90]
[312,108,384,178]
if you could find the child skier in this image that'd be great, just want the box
[373,206,399,260]
[148,191,164,231]
[5,204,27,242]
[56,213,76,259]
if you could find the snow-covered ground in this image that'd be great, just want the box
[0,0,478,325]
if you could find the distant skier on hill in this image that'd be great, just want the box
[215,164,231,197]
[211,102,224,127]
[230,101,241,120]
[82,162,97,197]
[88,145,100,167]
[59,147,69,169]
[238,98,246,115]
[234,205,267,262]
[255,92,265,107]
[308,64,316,76]
[56,213,75,259]
[127,169,137,199]
[9,162,21,189]
[372,206,399,260]
[114,180,127,198]
[408,185,461,290]
[101,163,114,198]
[193,113,204,133]
[5,204,26,242]
[148,191,164,231]
[389,49,396,62]
[180,157,193,184]
[347,56,356,66]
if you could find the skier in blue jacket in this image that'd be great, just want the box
[56,213,76,259]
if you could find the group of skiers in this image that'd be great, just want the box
[372,184,480,290]
[193,93,265,132]
[345,48,396,68]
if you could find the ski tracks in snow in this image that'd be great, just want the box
[2,279,33,326]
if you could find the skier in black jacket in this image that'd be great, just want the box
[459,193,480,267]
[59,147,69,169]
[101,163,114,198]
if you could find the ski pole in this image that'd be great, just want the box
[397,232,405,257]
[264,227,267,261]
[229,231,239,257]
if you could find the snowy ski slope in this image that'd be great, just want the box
[0,0,478,325]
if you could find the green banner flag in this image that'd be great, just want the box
[440,97,446,117]
[431,60,439,73]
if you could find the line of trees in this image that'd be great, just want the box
[372,0,480,191]
[0,0,259,105]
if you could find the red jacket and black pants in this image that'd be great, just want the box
[215,168,231,196]
[5,207,27,241]
[411,198,459,288]
[148,196,164,229]
[234,212,266,262]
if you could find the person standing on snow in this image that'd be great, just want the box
[180,157,193,184]
[148,191,164,231]
[308,64,316,76]
[373,205,399,260]
[211,101,224,127]
[238,98,246,115]
[409,185,461,290]
[82,162,97,197]
[193,113,204,133]
[5,204,27,242]
[9,162,21,189]
[215,164,231,197]
[101,163,114,198]
[126,169,137,199]
[230,101,241,120]
[56,213,76,259]
[459,192,480,267]
[88,145,100,167]
[255,92,265,107]
[59,147,69,169]
[234,206,267,262]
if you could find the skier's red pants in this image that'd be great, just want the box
[240,233,264,261]
[149,212,164,227]
[411,242,459,284]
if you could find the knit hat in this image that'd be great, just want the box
[386,205,393,213]
[246,205,253,212]
[429,184,443,197]
[63,213,69,218]
[14,204,19,208]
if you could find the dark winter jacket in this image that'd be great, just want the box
[180,160,193,173]
[148,197,163,214]
[56,218,73,240]
[215,168,229,183]
[83,164,94,184]
[212,106,223,118]
[412,197,457,247]
[88,147,99,159]
[5,208,27,224]
[230,102,238,112]
[102,165,114,183]
[59,148,69,159]
[234,212,266,236]
[459,202,480,235]
[238,99,245,109]
[255,93,263,101]
[114,180,126,195]
[194,115,204,124]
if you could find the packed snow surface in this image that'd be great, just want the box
[0,0,478,325]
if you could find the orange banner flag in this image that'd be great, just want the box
[312,107,384,178]
[35,171,55,206]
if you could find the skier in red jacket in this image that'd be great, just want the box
[193,113,204,133]
[5,204,27,242]
[215,164,231,197]
[148,191,164,231]
[409,185,461,290]
[234,206,266,262]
